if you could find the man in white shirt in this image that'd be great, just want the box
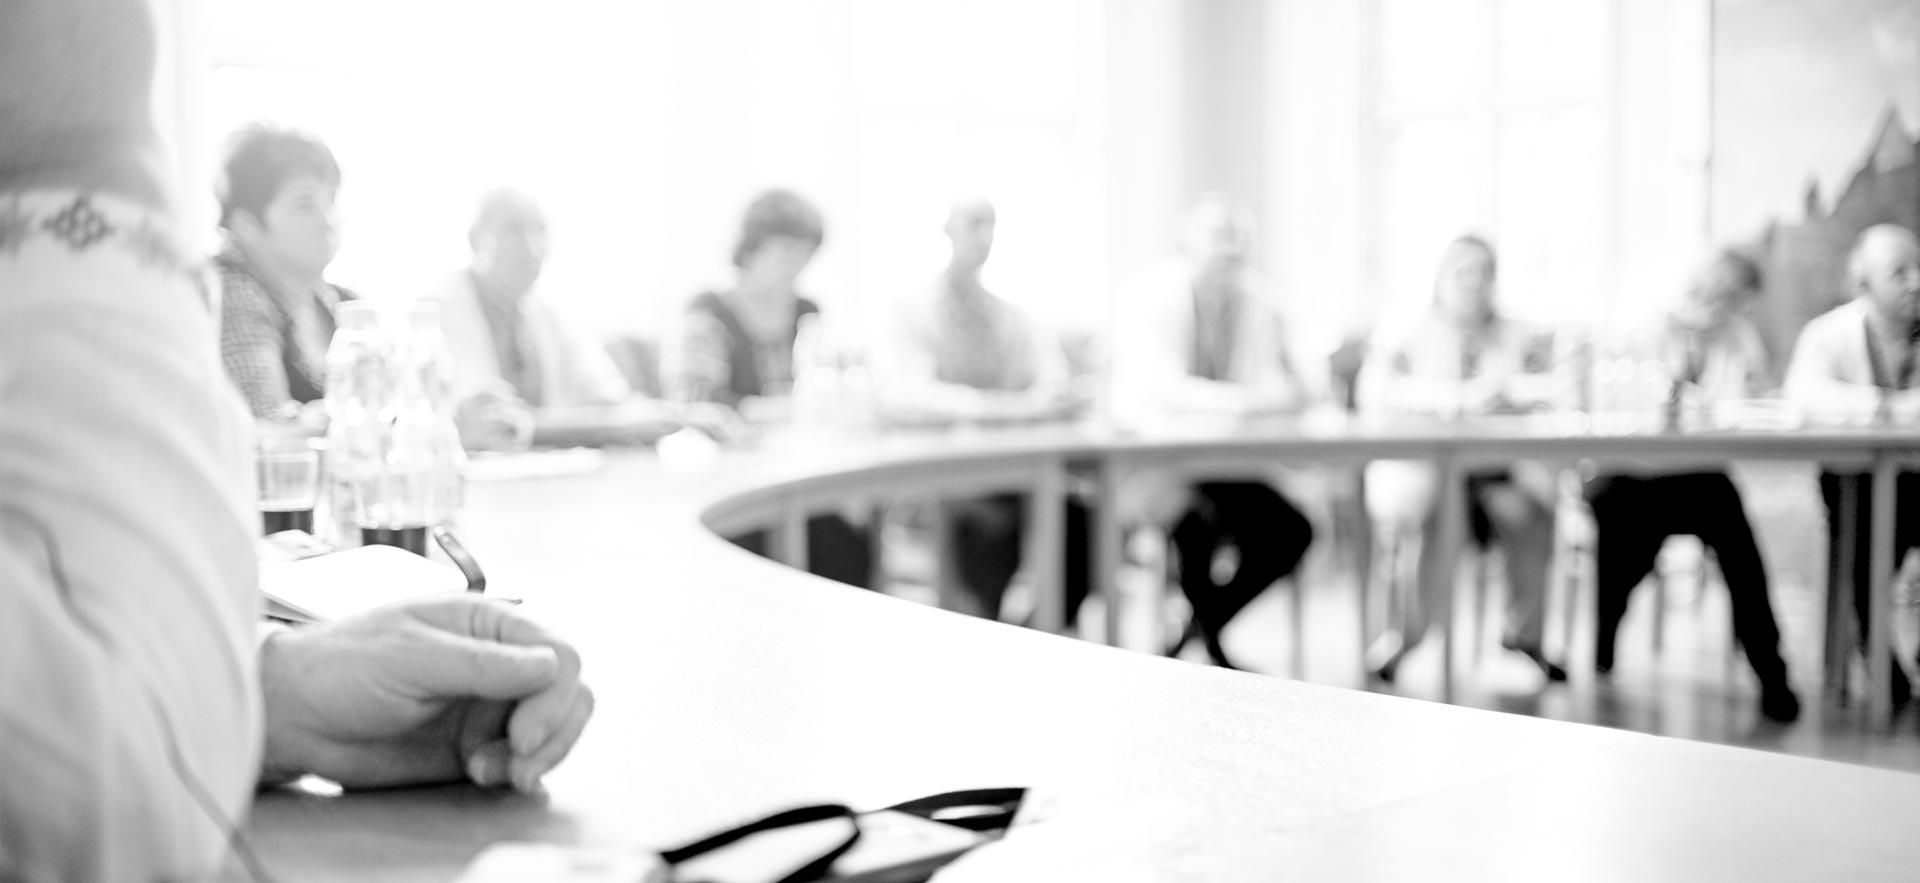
[1109,196,1316,670]
[1783,223,1920,707]
[875,197,1089,626]
[431,188,683,449]
[1,3,593,879]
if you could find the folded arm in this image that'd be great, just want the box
[1,217,260,882]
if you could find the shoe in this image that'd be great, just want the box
[1200,627,1243,671]
[1759,682,1801,723]
[1503,641,1568,683]
[1366,633,1406,684]
[1164,618,1200,659]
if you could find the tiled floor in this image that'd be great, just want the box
[884,462,1920,775]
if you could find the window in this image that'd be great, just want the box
[1368,0,1615,328]
[193,0,1107,343]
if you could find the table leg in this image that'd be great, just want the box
[1868,457,1896,726]
[1026,456,1067,635]
[1434,453,1466,704]
[928,501,956,611]
[777,495,809,572]
[1095,457,1126,648]
[1823,474,1858,705]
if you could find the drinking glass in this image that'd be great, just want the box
[256,437,322,535]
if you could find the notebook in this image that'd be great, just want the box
[259,536,467,624]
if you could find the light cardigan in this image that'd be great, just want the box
[1784,298,1920,418]
[1107,259,1307,521]
[1108,259,1303,426]
[0,191,260,881]
[426,271,630,409]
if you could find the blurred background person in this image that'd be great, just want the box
[214,124,352,430]
[1109,195,1316,670]
[1360,234,1565,684]
[667,188,825,421]
[427,188,683,450]
[666,188,875,588]
[1785,223,1920,708]
[1583,249,1799,722]
[874,196,1090,627]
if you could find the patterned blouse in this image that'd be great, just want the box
[214,242,353,420]
[668,290,818,408]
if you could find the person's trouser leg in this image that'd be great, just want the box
[1680,472,1789,687]
[1062,496,1092,630]
[1211,481,1314,623]
[1585,474,1666,673]
[1170,481,1315,667]
[1481,481,1555,649]
[807,513,875,589]
[1170,491,1227,661]
[942,494,1024,620]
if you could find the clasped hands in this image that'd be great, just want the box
[259,594,593,793]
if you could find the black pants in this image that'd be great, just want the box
[1171,481,1315,653]
[1584,471,1788,685]
[943,493,1092,627]
[731,513,877,589]
[1819,470,1920,682]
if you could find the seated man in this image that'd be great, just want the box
[214,123,354,429]
[1783,222,1920,707]
[875,197,1091,627]
[429,188,686,450]
[1110,195,1316,670]
[0,3,593,879]
[1584,249,1798,722]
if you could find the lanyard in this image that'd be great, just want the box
[1862,315,1920,391]
[658,788,1025,883]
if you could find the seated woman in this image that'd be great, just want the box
[1583,249,1799,722]
[213,124,353,431]
[874,197,1091,628]
[665,189,875,588]
[1359,234,1566,683]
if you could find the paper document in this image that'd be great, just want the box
[260,543,467,623]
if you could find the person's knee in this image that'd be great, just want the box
[1481,486,1550,536]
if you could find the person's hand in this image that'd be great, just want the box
[457,386,537,452]
[737,395,792,426]
[672,400,747,440]
[258,595,593,792]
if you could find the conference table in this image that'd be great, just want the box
[241,416,1920,881]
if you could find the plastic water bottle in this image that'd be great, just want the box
[322,301,395,548]
[401,301,467,524]
[371,302,468,552]
[789,312,838,435]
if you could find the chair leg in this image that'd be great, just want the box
[1557,538,1588,679]
[1289,576,1307,679]
[1363,526,1406,682]
[1650,569,1666,658]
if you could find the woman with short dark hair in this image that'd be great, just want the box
[666,189,876,588]
[212,124,353,424]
